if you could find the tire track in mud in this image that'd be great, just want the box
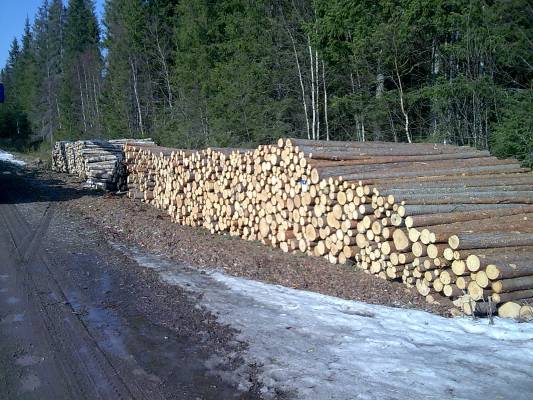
[1,202,147,400]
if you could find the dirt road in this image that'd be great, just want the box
[0,161,264,399]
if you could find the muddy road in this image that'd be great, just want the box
[0,162,265,399]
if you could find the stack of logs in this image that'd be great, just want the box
[124,138,533,319]
[52,138,154,190]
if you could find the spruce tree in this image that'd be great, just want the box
[102,0,148,139]
[17,17,38,122]
[32,0,65,143]
[5,39,21,80]
[60,0,102,138]
[0,36,33,146]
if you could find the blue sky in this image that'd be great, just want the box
[0,0,105,68]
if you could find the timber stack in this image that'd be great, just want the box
[52,138,154,190]
[123,138,533,319]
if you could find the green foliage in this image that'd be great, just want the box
[313,0,532,151]
[0,0,530,166]
[204,1,291,146]
[491,91,533,167]
[32,0,65,143]
[0,32,35,148]
[100,0,142,138]
[0,106,32,147]
[59,0,102,138]
[63,0,100,56]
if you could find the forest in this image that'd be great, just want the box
[0,0,531,165]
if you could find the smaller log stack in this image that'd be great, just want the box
[51,141,71,172]
[122,138,533,319]
[52,138,154,190]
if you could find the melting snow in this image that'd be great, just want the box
[120,244,533,400]
[0,149,25,166]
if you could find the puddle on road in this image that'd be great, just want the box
[0,312,25,324]
[108,242,262,398]
[64,285,130,360]
[20,373,41,392]
[6,296,20,304]
[15,355,44,367]
[59,249,254,400]
[86,306,130,359]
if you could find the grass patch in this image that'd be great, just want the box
[23,141,52,166]
[0,138,52,168]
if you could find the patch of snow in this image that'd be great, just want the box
[0,149,25,166]
[120,245,533,400]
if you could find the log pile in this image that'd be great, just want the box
[52,138,154,190]
[123,138,533,319]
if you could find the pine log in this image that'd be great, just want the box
[404,206,533,228]
[397,203,525,217]
[492,290,533,304]
[397,192,533,205]
[316,157,517,179]
[287,138,472,150]
[486,260,533,281]
[448,232,533,250]
[468,252,533,277]
[467,281,492,301]
[340,164,526,182]
[420,213,533,245]
[376,174,533,189]
[392,229,410,251]
[491,275,533,293]
[360,172,533,187]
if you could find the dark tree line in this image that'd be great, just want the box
[0,0,531,165]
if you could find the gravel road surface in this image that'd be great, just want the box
[0,160,266,399]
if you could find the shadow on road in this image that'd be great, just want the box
[0,161,100,205]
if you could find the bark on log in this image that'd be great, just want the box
[341,164,526,182]
[492,290,533,304]
[405,206,533,228]
[449,232,533,250]
[398,203,528,217]
[492,276,533,293]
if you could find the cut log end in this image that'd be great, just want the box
[448,235,460,250]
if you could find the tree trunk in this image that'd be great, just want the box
[92,73,100,127]
[308,35,316,140]
[155,25,173,109]
[322,60,329,141]
[287,27,310,140]
[77,65,87,133]
[130,57,145,137]
[315,48,320,140]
